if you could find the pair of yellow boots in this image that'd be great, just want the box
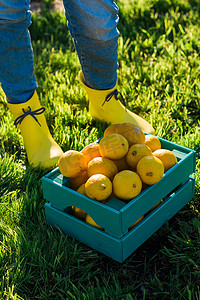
[7,72,154,168]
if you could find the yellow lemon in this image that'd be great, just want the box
[136,156,164,185]
[129,216,144,231]
[113,170,142,201]
[72,184,87,219]
[112,156,130,172]
[58,150,87,178]
[148,199,163,213]
[81,143,101,164]
[87,156,118,181]
[70,171,89,190]
[99,133,129,160]
[85,214,104,230]
[126,144,152,170]
[104,123,145,146]
[144,135,161,152]
[72,206,87,220]
[153,149,177,172]
[76,183,86,195]
[85,174,112,201]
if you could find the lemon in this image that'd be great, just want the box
[70,171,88,190]
[112,156,130,172]
[148,199,163,213]
[129,216,144,231]
[72,206,87,220]
[58,150,87,178]
[87,156,118,180]
[104,123,145,146]
[99,133,129,159]
[76,183,86,195]
[81,142,101,164]
[85,174,112,201]
[126,143,152,170]
[153,149,177,172]
[113,170,142,201]
[85,214,104,230]
[136,155,164,185]
[144,135,161,152]
[72,184,87,219]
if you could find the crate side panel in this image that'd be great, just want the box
[45,204,123,262]
[122,177,195,261]
[120,152,195,232]
[42,178,124,238]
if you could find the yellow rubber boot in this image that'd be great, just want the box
[7,91,63,168]
[79,71,155,134]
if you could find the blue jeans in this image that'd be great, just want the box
[0,0,119,104]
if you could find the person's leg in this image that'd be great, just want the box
[63,0,119,90]
[63,0,155,133]
[0,0,37,103]
[0,0,63,167]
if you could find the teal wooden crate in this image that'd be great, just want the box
[42,136,196,262]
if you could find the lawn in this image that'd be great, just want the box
[0,0,200,299]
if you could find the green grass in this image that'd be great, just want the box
[0,0,200,298]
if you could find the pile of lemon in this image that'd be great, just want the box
[58,123,177,230]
